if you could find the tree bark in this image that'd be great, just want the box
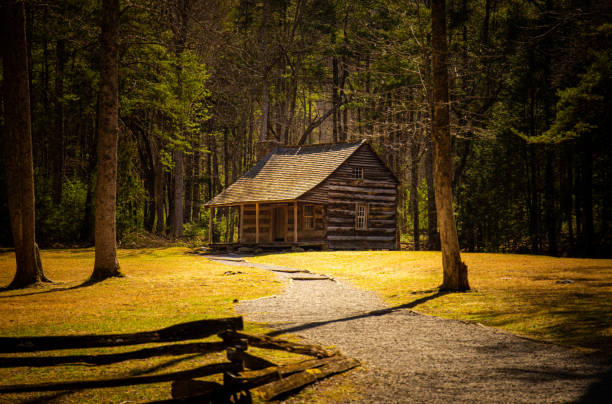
[172,149,184,239]
[544,147,558,256]
[168,0,191,240]
[192,135,202,224]
[431,0,468,291]
[1,0,49,288]
[91,0,121,281]
[581,133,594,255]
[259,0,270,144]
[152,137,165,234]
[332,55,339,142]
[184,150,193,223]
[425,136,440,250]
[410,142,420,251]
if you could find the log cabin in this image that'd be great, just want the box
[205,140,399,250]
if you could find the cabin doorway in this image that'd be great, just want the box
[272,206,286,242]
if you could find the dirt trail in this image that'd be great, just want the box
[209,256,610,403]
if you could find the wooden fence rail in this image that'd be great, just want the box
[0,317,243,353]
[0,316,358,403]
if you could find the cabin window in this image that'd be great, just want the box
[304,205,314,230]
[355,203,368,230]
[351,166,364,180]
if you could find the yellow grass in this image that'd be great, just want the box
[0,248,301,403]
[250,251,612,354]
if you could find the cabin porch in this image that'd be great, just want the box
[208,241,328,253]
[208,201,326,246]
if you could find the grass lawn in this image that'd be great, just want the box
[0,247,303,403]
[250,251,612,354]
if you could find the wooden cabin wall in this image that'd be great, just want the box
[288,203,325,241]
[241,204,271,243]
[302,144,398,249]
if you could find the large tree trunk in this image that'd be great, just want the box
[425,136,440,250]
[168,0,190,240]
[431,0,468,291]
[91,0,121,281]
[1,0,49,288]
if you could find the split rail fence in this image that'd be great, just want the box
[0,316,359,403]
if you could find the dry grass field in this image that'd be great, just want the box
[0,248,304,403]
[1,248,611,403]
[250,251,612,353]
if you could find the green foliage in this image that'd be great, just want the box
[116,135,146,240]
[35,176,88,246]
[2,0,609,257]
[541,48,610,143]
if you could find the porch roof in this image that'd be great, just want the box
[205,140,366,207]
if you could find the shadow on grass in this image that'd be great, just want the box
[129,352,205,376]
[267,291,448,337]
[0,278,104,299]
[0,341,227,368]
[19,391,72,404]
[579,364,612,403]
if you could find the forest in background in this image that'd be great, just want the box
[0,0,610,257]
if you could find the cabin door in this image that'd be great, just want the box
[272,207,286,242]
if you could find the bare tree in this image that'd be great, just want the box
[91,0,122,281]
[431,0,469,291]
[1,0,50,288]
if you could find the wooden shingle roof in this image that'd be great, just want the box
[205,140,367,206]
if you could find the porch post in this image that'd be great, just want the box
[256,202,260,244]
[293,201,298,243]
[240,204,244,243]
[208,206,213,245]
[284,205,289,242]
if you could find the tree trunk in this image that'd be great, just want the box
[332,55,339,143]
[152,137,165,234]
[192,135,201,224]
[425,136,440,250]
[1,0,49,288]
[544,147,558,256]
[258,0,270,149]
[431,0,468,291]
[184,151,193,223]
[168,0,191,239]
[91,0,121,281]
[410,142,420,251]
[172,149,184,239]
[581,133,593,255]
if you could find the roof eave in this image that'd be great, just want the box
[204,198,298,208]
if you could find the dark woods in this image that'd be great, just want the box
[0,0,610,257]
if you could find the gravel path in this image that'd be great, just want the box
[211,256,610,403]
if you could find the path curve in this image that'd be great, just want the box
[210,256,610,403]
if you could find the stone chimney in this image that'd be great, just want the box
[255,139,280,160]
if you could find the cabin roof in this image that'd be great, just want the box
[206,140,390,207]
